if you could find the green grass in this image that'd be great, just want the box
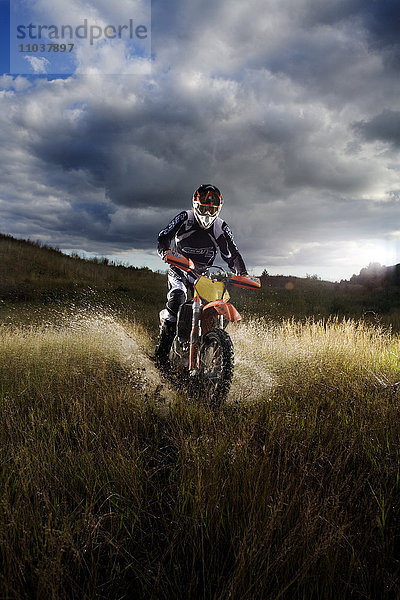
[0,311,400,599]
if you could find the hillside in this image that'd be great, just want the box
[0,233,166,331]
[0,232,165,297]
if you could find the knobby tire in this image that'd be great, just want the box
[198,328,234,407]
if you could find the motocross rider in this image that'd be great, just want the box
[155,184,248,365]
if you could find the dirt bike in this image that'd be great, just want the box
[156,250,261,405]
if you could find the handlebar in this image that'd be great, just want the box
[164,250,261,290]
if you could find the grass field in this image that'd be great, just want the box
[1,304,400,599]
[1,234,400,598]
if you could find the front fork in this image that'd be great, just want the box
[189,292,201,372]
[188,297,226,373]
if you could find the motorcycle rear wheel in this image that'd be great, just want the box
[198,328,234,406]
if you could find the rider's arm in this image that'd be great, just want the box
[157,211,188,259]
[218,222,248,275]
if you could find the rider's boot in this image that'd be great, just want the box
[155,319,176,368]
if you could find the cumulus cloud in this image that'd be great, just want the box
[24,56,50,74]
[1,0,400,279]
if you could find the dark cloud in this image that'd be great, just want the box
[304,0,400,70]
[357,0,400,53]
[0,0,400,279]
[353,109,400,147]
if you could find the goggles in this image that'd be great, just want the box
[194,202,220,216]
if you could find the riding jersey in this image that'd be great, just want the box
[157,210,247,275]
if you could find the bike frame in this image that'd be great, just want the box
[188,285,241,372]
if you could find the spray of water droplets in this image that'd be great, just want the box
[228,319,275,404]
[0,304,177,406]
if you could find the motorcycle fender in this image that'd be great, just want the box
[203,301,241,322]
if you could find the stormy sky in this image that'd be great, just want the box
[1,0,400,280]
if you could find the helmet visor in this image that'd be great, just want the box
[195,202,220,216]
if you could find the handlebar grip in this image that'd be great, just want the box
[164,250,195,272]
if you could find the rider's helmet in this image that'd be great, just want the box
[192,184,223,229]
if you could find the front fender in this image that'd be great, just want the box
[202,300,241,322]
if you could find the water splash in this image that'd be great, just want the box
[0,304,177,407]
[228,320,274,404]
[64,308,178,406]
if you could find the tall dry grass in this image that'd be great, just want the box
[1,312,400,599]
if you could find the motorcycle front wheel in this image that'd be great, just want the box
[198,328,234,406]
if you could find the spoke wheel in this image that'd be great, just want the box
[198,328,234,406]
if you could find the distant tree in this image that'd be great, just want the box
[306,273,321,280]
[350,262,386,290]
